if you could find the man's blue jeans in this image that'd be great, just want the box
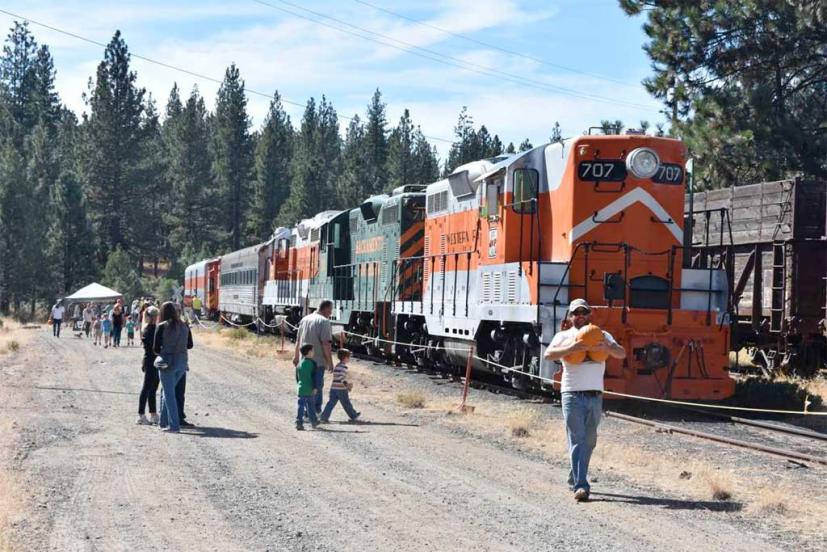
[313,368,325,413]
[296,396,318,426]
[321,389,358,421]
[159,353,188,431]
[561,391,602,492]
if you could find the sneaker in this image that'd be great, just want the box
[574,488,590,502]
[311,421,319,429]
[161,427,180,433]
[149,413,160,425]
[296,423,305,431]
[347,412,362,423]
[180,420,195,428]
[318,418,330,424]
[136,415,151,425]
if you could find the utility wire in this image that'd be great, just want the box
[351,0,643,89]
[0,7,455,143]
[250,0,659,112]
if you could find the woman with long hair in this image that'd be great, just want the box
[152,301,193,432]
[136,306,160,425]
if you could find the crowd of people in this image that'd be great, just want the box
[52,290,615,500]
[50,296,195,434]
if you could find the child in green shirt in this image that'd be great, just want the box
[295,343,319,430]
[126,315,136,346]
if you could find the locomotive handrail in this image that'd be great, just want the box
[650,215,674,224]
[593,181,625,193]
[592,210,625,224]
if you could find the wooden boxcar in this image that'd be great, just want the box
[685,178,826,375]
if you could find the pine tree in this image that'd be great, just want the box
[211,63,252,250]
[386,109,414,190]
[337,115,370,206]
[363,89,388,195]
[280,96,341,224]
[130,96,167,261]
[0,142,27,310]
[165,85,217,253]
[46,110,96,295]
[83,30,146,256]
[411,127,439,184]
[519,139,533,151]
[621,0,827,183]
[446,106,477,173]
[550,121,563,144]
[247,91,293,242]
[101,246,143,300]
[505,142,516,154]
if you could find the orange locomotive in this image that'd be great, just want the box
[393,134,734,400]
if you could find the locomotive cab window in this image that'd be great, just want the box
[512,169,538,214]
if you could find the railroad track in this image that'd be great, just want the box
[604,411,827,467]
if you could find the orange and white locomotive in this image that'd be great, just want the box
[392,134,734,399]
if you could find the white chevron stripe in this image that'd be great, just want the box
[569,187,684,244]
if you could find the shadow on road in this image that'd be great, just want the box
[182,426,258,439]
[333,420,419,427]
[588,492,742,512]
[27,385,135,396]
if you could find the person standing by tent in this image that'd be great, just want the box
[50,300,65,338]
[111,300,124,347]
[82,304,94,338]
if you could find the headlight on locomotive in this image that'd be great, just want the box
[626,147,660,179]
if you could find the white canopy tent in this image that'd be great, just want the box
[63,283,123,304]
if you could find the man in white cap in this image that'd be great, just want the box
[544,298,625,501]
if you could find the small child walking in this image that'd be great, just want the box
[92,315,103,346]
[295,343,319,430]
[102,315,112,348]
[126,315,136,346]
[320,348,361,423]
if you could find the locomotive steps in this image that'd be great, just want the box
[0,326,824,551]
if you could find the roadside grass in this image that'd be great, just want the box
[0,317,25,355]
[506,407,541,438]
[750,487,794,516]
[193,326,282,359]
[0,419,24,552]
[731,377,824,411]
[397,391,426,409]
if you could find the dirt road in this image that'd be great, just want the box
[0,330,802,551]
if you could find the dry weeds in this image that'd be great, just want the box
[506,407,541,438]
[193,326,281,359]
[0,318,26,356]
[396,391,426,409]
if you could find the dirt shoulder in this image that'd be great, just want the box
[0,329,822,551]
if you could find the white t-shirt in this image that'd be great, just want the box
[83,308,94,323]
[546,327,618,393]
[51,305,65,320]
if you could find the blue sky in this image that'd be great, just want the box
[0,0,664,156]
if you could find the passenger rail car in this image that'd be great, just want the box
[218,241,272,323]
[184,258,221,319]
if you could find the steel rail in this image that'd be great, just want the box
[673,406,827,442]
[605,411,827,466]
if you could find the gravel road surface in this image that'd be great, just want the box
[0,331,793,551]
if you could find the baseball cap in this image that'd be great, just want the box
[568,298,591,314]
